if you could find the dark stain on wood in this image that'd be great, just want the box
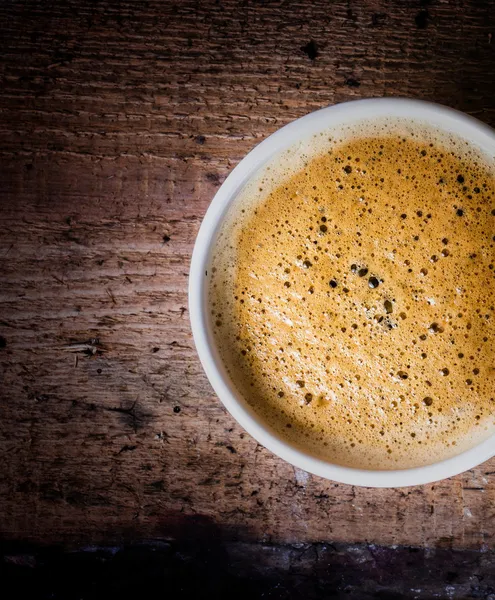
[300,40,319,60]
[415,10,429,29]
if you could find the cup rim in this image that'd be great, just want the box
[189,97,495,487]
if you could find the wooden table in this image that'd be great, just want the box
[1,0,495,594]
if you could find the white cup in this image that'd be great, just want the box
[189,98,495,487]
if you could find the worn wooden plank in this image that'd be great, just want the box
[0,0,494,550]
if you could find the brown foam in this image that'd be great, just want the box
[209,122,495,469]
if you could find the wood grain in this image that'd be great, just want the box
[0,0,494,549]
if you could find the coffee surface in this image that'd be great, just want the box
[209,125,495,469]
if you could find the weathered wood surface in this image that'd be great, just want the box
[0,0,495,550]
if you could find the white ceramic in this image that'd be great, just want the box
[189,98,495,487]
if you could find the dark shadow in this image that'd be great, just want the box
[1,525,495,600]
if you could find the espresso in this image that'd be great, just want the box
[209,121,495,469]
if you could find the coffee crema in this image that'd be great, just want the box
[209,120,495,469]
